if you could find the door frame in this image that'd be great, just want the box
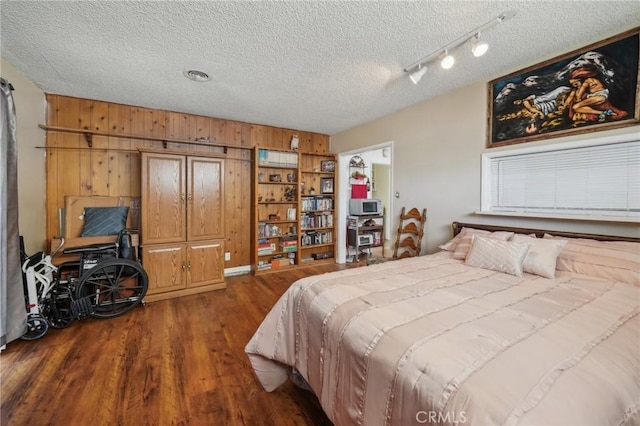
[336,141,393,264]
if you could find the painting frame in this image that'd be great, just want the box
[487,27,639,148]
[320,177,334,194]
[321,160,335,172]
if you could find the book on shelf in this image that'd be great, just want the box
[258,222,283,238]
[301,196,334,211]
[280,235,297,245]
[257,262,272,271]
[258,239,276,254]
[301,211,333,229]
[258,149,298,167]
[301,230,333,246]
[279,235,298,251]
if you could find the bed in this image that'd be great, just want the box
[245,222,640,425]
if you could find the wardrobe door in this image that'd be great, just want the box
[187,156,224,241]
[187,240,224,287]
[142,243,186,294]
[141,153,186,244]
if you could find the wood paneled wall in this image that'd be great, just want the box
[44,94,330,268]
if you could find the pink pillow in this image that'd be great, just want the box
[465,236,530,277]
[512,234,567,278]
[543,234,639,285]
[453,231,515,260]
[439,227,489,251]
[439,227,495,252]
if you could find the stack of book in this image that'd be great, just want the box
[258,239,276,255]
[279,237,298,253]
[257,261,272,271]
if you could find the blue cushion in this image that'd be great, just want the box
[81,207,129,237]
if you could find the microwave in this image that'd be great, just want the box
[349,198,383,215]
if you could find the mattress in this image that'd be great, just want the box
[245,252,640,425]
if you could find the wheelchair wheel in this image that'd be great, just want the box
[75,258,148,319]
[21,314,49,340]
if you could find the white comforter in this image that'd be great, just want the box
[246,253,640,425]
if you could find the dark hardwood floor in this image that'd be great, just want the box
[0,261,367,426]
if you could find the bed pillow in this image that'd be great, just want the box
[465,235,530,277]
[512,234,567,279]
[452,231,515,260]
[543,234,640,286]
[81,206,129,237]
[439,227,490,251]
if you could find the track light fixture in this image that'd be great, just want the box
[471,34,489,57]
[403,10,516,83]
[410,64,428,84]
[440,51,455,70]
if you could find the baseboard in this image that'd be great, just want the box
[224,265,251,276]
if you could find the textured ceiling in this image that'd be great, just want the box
[1,1,639,135]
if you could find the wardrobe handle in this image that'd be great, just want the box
[187,194,192,201]
[181,263,186,270]
[181,194,186,203]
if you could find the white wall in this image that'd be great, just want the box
[1,58,46,254]
[331,81,640,254]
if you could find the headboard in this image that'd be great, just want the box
[452,222,640,243]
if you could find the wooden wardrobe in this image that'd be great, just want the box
[140,151,225,302]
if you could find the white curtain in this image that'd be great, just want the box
[0,78,26,345]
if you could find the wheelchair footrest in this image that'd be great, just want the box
[71,296,95,318]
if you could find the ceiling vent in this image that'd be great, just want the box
[183,70,211,82]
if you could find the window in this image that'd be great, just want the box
[481,133,640,220]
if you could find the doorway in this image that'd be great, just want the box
[336,143,393,264]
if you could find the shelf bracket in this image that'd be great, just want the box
[83,132,93,148]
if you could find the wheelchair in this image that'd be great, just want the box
[21,229,148,340]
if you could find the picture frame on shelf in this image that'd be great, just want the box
[321,160,335,172]
[320,177,334,194]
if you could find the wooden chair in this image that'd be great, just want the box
[392,207,426,259]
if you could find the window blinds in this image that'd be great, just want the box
[489,140,640,218]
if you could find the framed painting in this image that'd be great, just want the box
[321,160,335,172]
[487,27,639,147]
[320,177,334,194]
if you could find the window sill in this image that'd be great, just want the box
[474,211,640,224]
